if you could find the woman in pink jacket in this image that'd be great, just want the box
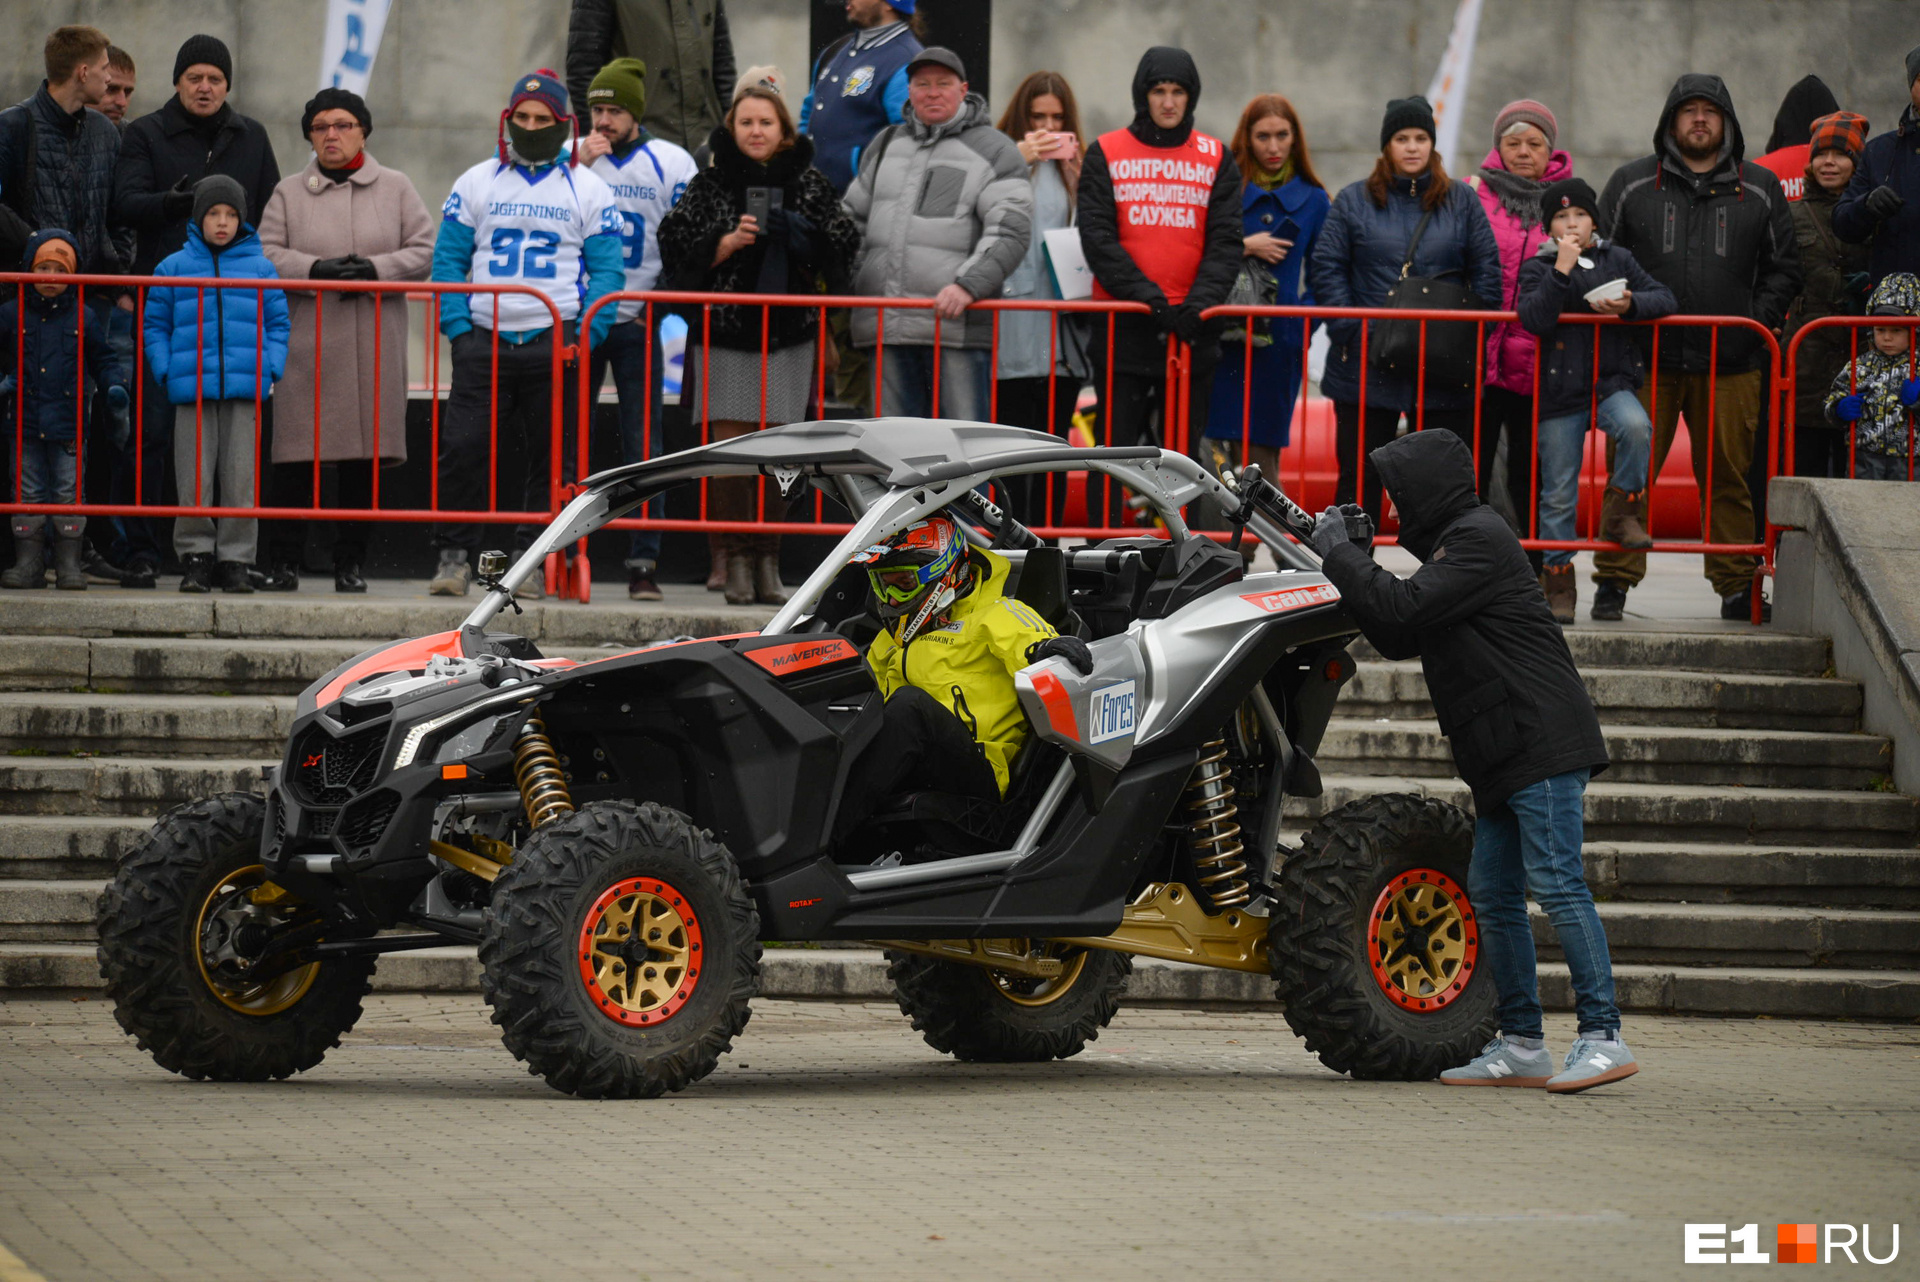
[1469,99,1570,579]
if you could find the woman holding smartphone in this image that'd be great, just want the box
[1204,94,1330,488]
[992,70,1091,526]
[658,68,860,604]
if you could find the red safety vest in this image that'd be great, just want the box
[1092,127,1224,304]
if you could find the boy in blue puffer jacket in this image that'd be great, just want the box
[0,230,119,590]
[144,175,290,593]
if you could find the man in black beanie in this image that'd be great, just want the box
[108,33,281,588]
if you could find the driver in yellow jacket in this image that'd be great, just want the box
[834,512,1093,842]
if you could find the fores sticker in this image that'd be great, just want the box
[1088,680,1137,745]
[1242,583,1340,614]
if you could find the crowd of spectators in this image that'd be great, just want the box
[2,11,1918,621]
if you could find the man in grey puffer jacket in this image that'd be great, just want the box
[843,47,1032,421]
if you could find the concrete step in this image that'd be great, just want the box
[7,943,1914,1020]
[1289,775,1920,848]
[0,817,152,878]
[0,757,265,816]
[0,589,771,645]
[1341,663,1863,733]
[1354,628,1829,676]
[0,879,100,942]
[0,692,294,756]
[1532,901,1920,970]
[1586,842,1920,909]
[1319,720,1894,790]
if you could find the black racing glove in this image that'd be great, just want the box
[1865,184,1906,222]
[309,256,355,280]
[1169,302,1204,347]
[1309,505,1352,558]
[161,176,194,220]
[1026,635,1094,674]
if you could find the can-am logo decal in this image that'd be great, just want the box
[745,637,859,676]
[1242,583,1340,614]
[1088,680,1137,745]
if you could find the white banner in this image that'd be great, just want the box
[1424,0,1486,166]
[318,0,395,94]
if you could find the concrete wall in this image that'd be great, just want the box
[3,0,1915,222]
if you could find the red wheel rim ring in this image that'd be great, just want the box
[577,876,704,1027]
[1366,868,1478,1012]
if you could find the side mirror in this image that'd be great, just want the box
[477,550,509,580]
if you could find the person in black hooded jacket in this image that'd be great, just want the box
[1312,430,1634,1093]
[1075,47,1241,527]
[1593,73,1799,624]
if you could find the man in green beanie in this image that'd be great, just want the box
[567,0,735,150]
[576,57,698,599]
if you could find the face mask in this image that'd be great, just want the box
[507,119,569,165]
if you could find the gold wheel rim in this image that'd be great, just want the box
[194,864,321,1016]
[1368,869,1478,1012]
[581,880,701,1024]
[988,943,1089,1008]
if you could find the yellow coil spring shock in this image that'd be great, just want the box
[513,713,575,828]
[1184,738,1250,910]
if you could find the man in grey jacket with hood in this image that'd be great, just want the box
[843,47,1032,422]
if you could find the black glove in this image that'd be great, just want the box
[1026,635,1094,675]
[1169,303,1204,347]
[763,207,817,264]
[1309,505,1352,558]
[338,254,379,281]
[1149,298,1177,336]
[1865,184,1906,222]
[309,256,355,280]
[161,176,194,220]
[1336,502,1375,552]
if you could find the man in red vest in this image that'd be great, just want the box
[1077,46,1242,527]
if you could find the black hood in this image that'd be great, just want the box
[1765,74,1838,153]
[1128,47,1200,148]
[1656,73,1745,178]
[1369,430,1480,560]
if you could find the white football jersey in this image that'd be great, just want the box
[589,138,698,321]
[442,158,621,331]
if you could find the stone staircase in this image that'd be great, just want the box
[1310,628,1920,1019]
[1,594,1916,1019]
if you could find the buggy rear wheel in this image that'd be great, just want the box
[885,942,1130,1063]
[480,801,760,1098]
[1269,793,1496,1080]
[94,793,374,1081]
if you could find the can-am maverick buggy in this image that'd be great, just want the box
[97,420,1493,1096]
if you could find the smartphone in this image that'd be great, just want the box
[1275,217,1302,243]
[1048,132,1079,163]
[744,186,775,232]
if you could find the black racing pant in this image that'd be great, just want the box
[834,686,1001,845]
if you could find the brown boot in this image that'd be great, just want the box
[723,554,754,606]
[1600,487,1654,549]
[752,553,789,606]
[1542,564,1576,625]
[706,535,728,591]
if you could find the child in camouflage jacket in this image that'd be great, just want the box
[1825,272,1920,479]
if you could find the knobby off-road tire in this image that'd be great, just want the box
[94,793,374,1081]
[886,945,1131,1063]
[480,801,761,1099]
[1270,793,1496,1080]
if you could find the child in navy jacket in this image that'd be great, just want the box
[144,175,289,593]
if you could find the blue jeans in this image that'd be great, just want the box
[873,346,988,421]
[587,318,664,566]
[1535,389,1653,568]
[19,436,78,505]
[1469,768,1619,1039]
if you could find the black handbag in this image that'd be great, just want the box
[1370,205,1488,391]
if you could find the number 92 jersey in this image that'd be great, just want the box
[442,158,621,332]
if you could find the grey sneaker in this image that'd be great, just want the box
[429,550,471,597]
[1440,1035,1554,1088]
[1547,1036,1638,1094]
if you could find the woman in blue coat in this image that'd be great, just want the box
[1307,95,1501,522]
[143,175,289,593]
[1204,95,1330,480]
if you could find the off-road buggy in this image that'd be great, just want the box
[97,420,1494,1097]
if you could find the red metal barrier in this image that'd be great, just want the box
[1783,314,1919,481]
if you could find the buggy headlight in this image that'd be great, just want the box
[392,690,532,771]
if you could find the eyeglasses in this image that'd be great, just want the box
[309,122,362,136]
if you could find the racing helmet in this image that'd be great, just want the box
[851,514,969,636]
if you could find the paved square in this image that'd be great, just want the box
[1,996,1914,1281]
